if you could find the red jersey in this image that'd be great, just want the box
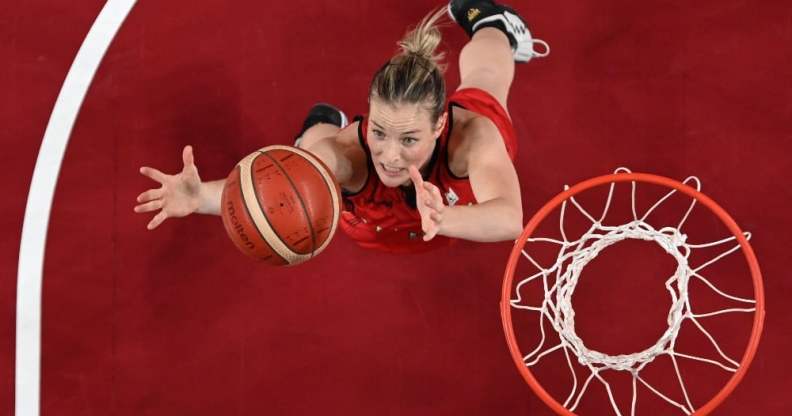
[339,88,518,253]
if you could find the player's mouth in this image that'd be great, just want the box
[380,164,405,177]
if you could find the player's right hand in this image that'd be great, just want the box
[135,145,203,230]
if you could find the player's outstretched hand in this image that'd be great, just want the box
[135,145,203,230]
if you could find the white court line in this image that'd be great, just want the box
[16,1,136,415]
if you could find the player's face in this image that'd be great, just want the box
[367,99,446,187]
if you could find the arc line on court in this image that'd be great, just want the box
[16,1,137,415]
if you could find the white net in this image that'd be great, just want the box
[511,168,757,415]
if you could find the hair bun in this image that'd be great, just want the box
[397,8,447,70]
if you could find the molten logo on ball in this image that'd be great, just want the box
[225,199,255,251]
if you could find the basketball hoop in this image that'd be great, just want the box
[501,168,765,415]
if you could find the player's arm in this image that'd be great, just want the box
[195,179,224,215]
[193,130,356,218]
[135,127,357,229]
[300,133,357,189]
[412,118,523,242]
[159,136,354,218]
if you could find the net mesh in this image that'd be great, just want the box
[511,168,756,415]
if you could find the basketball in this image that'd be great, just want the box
[220,145,342,265]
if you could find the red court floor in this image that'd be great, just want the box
[1,0,790,414]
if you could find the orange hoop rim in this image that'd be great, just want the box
[500,172,766,416]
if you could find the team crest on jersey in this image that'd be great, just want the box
[445,187,459,207]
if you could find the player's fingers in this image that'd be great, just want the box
[429,210,442,223]
[134,200,163,213]
[136,188,163,203]
[429,184,443,205]
[424,200,442,216]
[147,211,168,230]
[424,182,444,210]
[408,165,424,188]
[182,145,194,167]
[139,166,167,183]
[423,226,439,241]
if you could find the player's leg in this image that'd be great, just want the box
[457,27,515,112]
[449,0,549,111]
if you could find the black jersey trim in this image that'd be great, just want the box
[444,102,470,180]
[340,115,371,198]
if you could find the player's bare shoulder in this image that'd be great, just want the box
[335,119,362,148]
[447,107,504,177]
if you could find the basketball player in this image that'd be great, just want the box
[135,1,549,253]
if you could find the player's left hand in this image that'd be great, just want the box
[408,165,446,241]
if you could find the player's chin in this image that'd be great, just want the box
[377,174,408,188]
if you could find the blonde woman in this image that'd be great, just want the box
[135,0,549,253]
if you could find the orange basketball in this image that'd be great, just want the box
[220,145,342,265]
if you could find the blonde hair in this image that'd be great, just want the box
[370,8,448,123]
